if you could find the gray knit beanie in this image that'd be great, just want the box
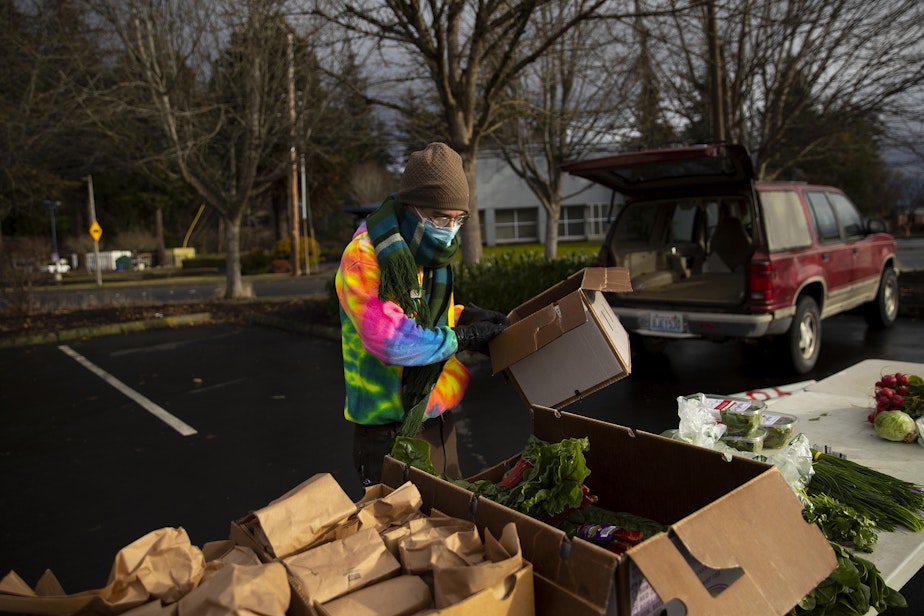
[398,143,470,212]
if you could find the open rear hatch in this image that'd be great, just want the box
[561,143,755,196]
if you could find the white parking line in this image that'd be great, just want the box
[58,345,198,436]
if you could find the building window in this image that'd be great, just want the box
[495,207,539,242]
[558,205,586,239]
[587,203,611,238]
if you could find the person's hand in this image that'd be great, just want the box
[453,321,507,354]
[458,303,509,326]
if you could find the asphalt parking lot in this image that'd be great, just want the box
[3,257,924,611]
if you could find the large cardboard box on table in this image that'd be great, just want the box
[488,267,632,409]
[381,406,837,616]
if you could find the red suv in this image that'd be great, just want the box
[562,143,899,374]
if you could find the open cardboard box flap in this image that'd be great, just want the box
[626,469,836,615]
[489,267,631,374]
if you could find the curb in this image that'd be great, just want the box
[0,313,215,348]
[0,311,344,349]
[243,313,342,342]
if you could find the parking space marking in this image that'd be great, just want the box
[58,345,198,436]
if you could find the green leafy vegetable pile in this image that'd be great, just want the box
[452,434,592,521]
[790,542,906,615]
[801,492,878,553]
[793,450,924,614]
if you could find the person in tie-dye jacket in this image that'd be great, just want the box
[336,143,508,487]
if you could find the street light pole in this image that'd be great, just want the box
[45,200,61,282]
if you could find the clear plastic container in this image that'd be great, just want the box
[722,428,768,453]
[697,395,765,436]
[760,412,799,449]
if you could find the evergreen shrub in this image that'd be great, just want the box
[453,252,596,314]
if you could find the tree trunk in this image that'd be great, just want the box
[545,213,559,260]
[459,150,484,265]
[155,207,167,267]
[222,211,246,299]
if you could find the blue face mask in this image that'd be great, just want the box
[423,219,460,246]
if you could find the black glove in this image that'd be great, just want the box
[457,303,510,327]
[453,321,507,353]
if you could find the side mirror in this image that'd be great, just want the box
[866,218,888,234]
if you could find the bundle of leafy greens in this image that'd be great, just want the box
[392,434,592,522]
[801,492,878,553]
[807,451,924,532]
[790,542,906,615]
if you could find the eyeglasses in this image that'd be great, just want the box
[414,208,469,228]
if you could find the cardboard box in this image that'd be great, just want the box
[488,267,632,409]
[381,407,837,616]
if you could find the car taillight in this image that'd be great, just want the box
[749,261,773,303]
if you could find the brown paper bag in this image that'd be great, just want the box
[318,575,433,616]
[0,570,102,615]
[100,527,206,606]
[200,541,262,568]
[397,517,483,575]
[432,522,523,609]
[0,527,205,615]
[176,562,289,615]
[112,599,177,615]
[356,481,424,533]
[283,528,401,605]
[253,474,358,558]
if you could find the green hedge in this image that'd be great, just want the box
[326,252,597,320]
[453,252,597,313]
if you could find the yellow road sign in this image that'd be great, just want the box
[89,220,102,242]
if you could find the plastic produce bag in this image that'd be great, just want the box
[676,393,727,447]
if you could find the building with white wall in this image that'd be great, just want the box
[474,153,619,246]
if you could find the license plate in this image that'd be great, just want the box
[649,312,684,333]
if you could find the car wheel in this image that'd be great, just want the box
[863,268,898,329]
[783,296,820,375]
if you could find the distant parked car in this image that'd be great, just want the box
[44,259,71,274]
[562,143,899,374]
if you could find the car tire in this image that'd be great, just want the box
[863,268,898,329]
[782,296,821,375]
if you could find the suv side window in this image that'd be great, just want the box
[828,192,863,238]
[807,191,841,242]
[760,190,813,251]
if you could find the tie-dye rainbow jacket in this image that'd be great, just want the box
[335,222,470,425]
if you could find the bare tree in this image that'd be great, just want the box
[644,0,924,180]
[315,0,610,265]
[491,2,636,259]
[0,1,112,249]
[87,0,294,298]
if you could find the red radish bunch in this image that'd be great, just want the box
[868,372,924,423]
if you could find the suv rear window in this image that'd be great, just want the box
[760,190,813,251]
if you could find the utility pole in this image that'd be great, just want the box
[44,200,61,283]
[287,30,301,276]
[300,154,311,275]
[86,175,103,286]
